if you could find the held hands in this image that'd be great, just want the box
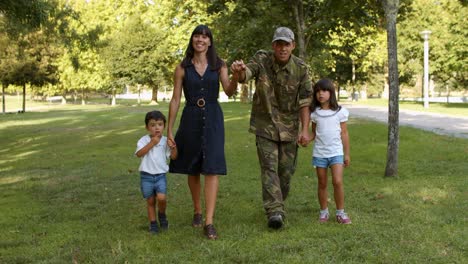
[297,131,312,147]
[167,134,177,149]
[230,60,246,80]
[167,138,177,149]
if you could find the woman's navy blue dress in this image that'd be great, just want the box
[169,63,227,175]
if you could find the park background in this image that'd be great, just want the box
[0,0,466,110]
[1,0,467,263]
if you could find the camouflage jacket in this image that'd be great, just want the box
[243,50,312,142]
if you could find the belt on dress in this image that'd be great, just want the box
[186,97,218,108]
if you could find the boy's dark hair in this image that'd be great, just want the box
[181,24,225,71]
[145,110,166,126]
[310,78,340,112]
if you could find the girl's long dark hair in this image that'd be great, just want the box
[181,25,224,71]
[310,78,340,112]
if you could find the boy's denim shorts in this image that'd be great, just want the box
[140,171,167,199]
[313,155,344,168]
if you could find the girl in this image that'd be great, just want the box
[167,25,238,239]
[310,78,351,224]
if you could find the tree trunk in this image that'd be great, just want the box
[2,83,5,114]
[292,0,306,60]
[150,84,159,105]
[73,90,77,104]
[61,87,67,105]
[383,0,400,178]
[81,88,85,105]
[240,83,248,103]
[137,84,141,106]
[337,84,341,101]
[111,88,116,106]
[22,83,26,113]
[352,59,356,99]
[446,83,450,104]
[335,78,341,101]
[382,64,389,99]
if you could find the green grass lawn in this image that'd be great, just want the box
[0,95,156,112]
[346,98,468,117]
[1,102,467,263]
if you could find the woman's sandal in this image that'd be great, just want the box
[204,224,218,240]
[192,213,203,227]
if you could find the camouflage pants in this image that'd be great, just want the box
[256,136,298,217]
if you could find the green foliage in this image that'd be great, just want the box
[0,30,59,89]
[0,1,59,95]
[210,0,292,62]
[0,0,466,100]
[0,102,466,262]
[0,0,51,35]
[397,0,467,92]
[101,10,169,91]
[52,0,110,96]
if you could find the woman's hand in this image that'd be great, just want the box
[167,135,176,149]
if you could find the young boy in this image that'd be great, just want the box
[135,110,177,234]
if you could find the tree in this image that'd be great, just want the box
[210,0,292,61]
[382,0,400,177]
[0,22,12,113]
[0,16,59,112]
[292,0,307,60]
[97,0,184,105]
[0,0,55,112]
[102,14,166,104]
[0,0,49,33]
[52,0,108,105]
[397,0,467,98]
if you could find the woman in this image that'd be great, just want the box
[167,25,238,240]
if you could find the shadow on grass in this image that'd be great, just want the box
[0,102,467,262]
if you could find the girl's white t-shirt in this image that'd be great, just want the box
[135,135,171,174]
[310,107,349,158]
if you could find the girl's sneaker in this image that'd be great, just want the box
[319,212,329,223]
[336,213,352,224]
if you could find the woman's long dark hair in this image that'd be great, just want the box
[181,25,224,71]
[310,78,340,112]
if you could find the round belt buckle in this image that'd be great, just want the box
[196,98,206,107]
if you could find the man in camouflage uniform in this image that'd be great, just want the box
[230,27,312,229]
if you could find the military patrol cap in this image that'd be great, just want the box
[272,27,294,43]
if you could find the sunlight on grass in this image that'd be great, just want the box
[381,187,395,195]
[0,159,12,166]
[0,176,26,185]
[0,116,71,130]
[0,102,466,263]
[14,150,40,159]
[413,187,448,203]
[116,128,140,135]
[224,116,249,122]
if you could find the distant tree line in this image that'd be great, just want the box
[1,0,466,112]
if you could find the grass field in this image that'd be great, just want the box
[1,102,467,263]
[349,98,468,117]
[2,95,468,116]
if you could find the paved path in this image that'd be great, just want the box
[343,104,468,139]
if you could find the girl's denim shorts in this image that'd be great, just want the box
[312,155,344,168]
[140,171,167,199]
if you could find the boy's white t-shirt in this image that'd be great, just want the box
[310,107,349,158]
[135,135,171,174]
